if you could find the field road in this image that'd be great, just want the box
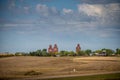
[12,71,120,80]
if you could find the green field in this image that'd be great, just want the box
[42,73,120,80]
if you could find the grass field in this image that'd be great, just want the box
[0,56,120,79]
[43,73,120,80]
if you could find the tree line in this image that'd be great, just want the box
[14,48,120,56]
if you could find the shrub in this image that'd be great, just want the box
[24,70,42,76]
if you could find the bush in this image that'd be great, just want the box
[0,54,14,58]
[24,70,42,75]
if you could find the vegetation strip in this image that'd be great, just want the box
[40,73,120,80]
[0,72,120,80]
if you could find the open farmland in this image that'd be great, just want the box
[0,56,120,79]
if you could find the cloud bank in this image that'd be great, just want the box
[0,1,120,38]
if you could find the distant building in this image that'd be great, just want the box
[76,44,81,54]
[48,45,53,53]
[99,50,106,56]
[95,50,107,56]
[53,44,58,54]
[48,44,58,54]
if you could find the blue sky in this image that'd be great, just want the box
[0,0,120,53]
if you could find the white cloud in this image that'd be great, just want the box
[62,8,73,15]
[106,3,120,11]
[77,3,120,28]
[36,4,59,16]
[2,2,119,38]
[78,4,103,17]
[77,3,120,18]
[36,4,49,16]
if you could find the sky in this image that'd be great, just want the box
[0,0,120,53]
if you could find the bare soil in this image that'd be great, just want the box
[0,56,120,78]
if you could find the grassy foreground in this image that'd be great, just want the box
[41,73,120,80]
[0,56,120,80]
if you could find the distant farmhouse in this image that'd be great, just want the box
[94,49,107,56]
[98,50,107,56]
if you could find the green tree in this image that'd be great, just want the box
[42,49,48,56]
[95,50,102,54]
[78,50,85,56]
[29,51,36,56]
[116,48,120,56]
[69,51,75,56]
[15,52,27,56]
[59,51,74,56]
[59,51,65,56]
[102,48,114,56]
[85,49,92,56]
[64,51,69,56]
[36,49,42,56]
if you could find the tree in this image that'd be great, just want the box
[36,49,42,56]
[116,48,120,56]
[29,51,36,56]
[15,52,28,56]
[58,51,65,56]
[41,49,48,56]
[85,49,92,56]
[78,50,85,56]
[93,50,102,56]
[69,51,75,56]
[64,51,69,56]
[102,48,114,56]
[95,50,102,54]
[58,51,75,56]
[15,52,21,56]
[29,49,49,56]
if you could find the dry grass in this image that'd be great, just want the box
[0,56,120,78]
